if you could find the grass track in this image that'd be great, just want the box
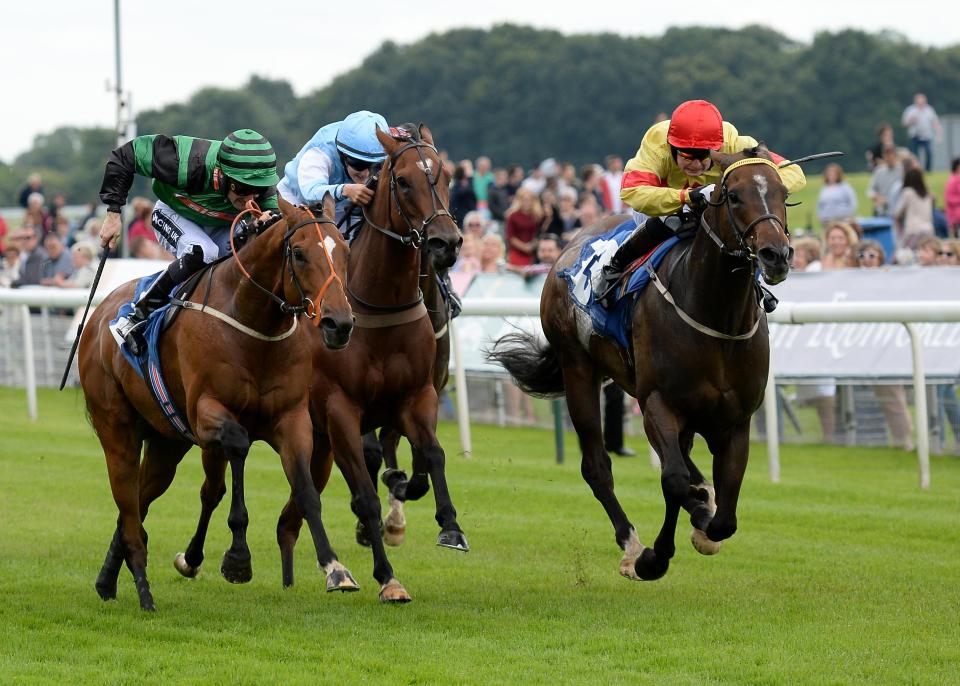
[1,387,958,685]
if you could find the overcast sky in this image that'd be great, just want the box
[2,0,955,163]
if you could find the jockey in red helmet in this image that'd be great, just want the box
[600,100,805,302]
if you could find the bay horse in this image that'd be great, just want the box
[490,147,794,581]
[356,251,453,549]
[274,123,464,602]
[78,199,353,610]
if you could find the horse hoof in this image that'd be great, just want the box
[619,556,642,581]
[138,591,157,612]
[691,528,722,556]
[383,524,406,547]
[220,551,253,584]
[325,567,360,593]
[633,548,669,581]
[173,552,200,578]
[436,530,469,552]
[378,579,412,604]
[95,578,118,601]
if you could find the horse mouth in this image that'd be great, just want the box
[760,265,789,286]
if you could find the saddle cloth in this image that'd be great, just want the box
[558,218,683,350]
[110,272,196,443]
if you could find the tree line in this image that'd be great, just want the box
[3,24,959,206]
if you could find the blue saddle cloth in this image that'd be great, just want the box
[558,219,684,350]
[110,272,196,442]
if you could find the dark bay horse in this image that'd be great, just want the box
[274,124,464,602]
[490,147,793,581]
[78,199,353,610]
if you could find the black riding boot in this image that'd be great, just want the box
[599,216,677,306]
[110,245,205,355]
[437,270,462,319]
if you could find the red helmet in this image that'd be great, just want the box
[666,100,724,149]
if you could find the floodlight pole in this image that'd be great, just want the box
[113,0,130,256]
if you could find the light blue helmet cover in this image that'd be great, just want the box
[335,110,389,163]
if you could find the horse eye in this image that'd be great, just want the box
[292,247,306,263]
[728,190,740,205]
[396,176,411,191]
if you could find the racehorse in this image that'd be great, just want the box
[273,123,464,602]
[78,199,353,610]
[356,251,453,548]
[490,146,793,581]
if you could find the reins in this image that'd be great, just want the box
[228,200,343,325]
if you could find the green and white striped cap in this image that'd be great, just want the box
[217,129,280,187]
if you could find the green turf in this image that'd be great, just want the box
[1,387,958,685]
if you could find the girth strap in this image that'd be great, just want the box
[352,302,428,329]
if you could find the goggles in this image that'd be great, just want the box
[344,156,375,172]
[227,179,260,197]
[675,148,712,162]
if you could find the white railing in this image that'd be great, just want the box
[5,288,959,489]
[458,297,960,490]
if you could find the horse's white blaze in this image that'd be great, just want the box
[322,235,337,257]
[417,158,433,173]
[754,173,770,214]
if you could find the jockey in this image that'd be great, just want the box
[279,111,463,318]
[99,129,280,354]
[600,99,806,302]
[277,110,388,237]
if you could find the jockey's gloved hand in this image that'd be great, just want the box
[685,184,716,212]
[255,209,283,230]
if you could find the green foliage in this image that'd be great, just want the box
[1,387,958,683]
[5,26,960,207]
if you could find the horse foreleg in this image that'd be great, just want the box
[703,421,751,544]
[400,387,468,552]
[327,404,408,602]
[561,358,640,579]
[678,434,721,556]
[276,433,333,588]
[277,411,358,595]
[175,447,227,578]
[636,392,690,581]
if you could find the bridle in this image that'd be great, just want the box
[229,202,343,325]
[360,135,454,250]
[699,157,790,263]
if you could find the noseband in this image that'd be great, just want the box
[699,157,790,263]
[361,138,454,250]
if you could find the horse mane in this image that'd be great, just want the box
[739,142,774,162]
[391,122,423,143]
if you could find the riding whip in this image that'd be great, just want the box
[58,247,110,390]
[778,151,844,168]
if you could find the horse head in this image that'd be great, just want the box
[375,123,462,270]
[277,197,353,349]
[707,145,793,285]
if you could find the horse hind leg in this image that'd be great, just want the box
[378,428,406,547]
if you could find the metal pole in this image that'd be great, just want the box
[765,349,781,483]
[114,0,123,148]
[905,324,930,489]
[552,399,564,464]
[449,320,472,457]
[22,306,37,421]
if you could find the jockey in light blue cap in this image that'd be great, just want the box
[277,110,389,236]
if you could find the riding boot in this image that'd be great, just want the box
[109,245,206,355]
[437,270,462,319]
[599,216,677,307]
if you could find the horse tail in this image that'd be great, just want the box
[486,332,565,398]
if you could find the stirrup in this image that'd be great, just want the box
[110,316,148,355]
[597,266,625,308]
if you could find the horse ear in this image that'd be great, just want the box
[375,126,399,156]
[710,150,737,171]
[277,195,296,220]
[418,123,434,145]
[321,191,336,220]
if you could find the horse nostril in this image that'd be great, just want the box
[758,246,789,265]
[427,237,448,254]
[320,317,338,332]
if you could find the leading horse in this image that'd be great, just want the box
[490,147,793,581]
[78,199,353,610]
